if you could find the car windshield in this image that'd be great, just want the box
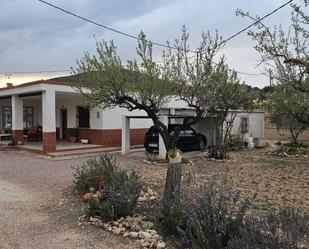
[179,129,195,136]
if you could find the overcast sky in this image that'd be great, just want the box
[0,0,304,88]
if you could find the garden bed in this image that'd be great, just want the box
[71,147,308,248]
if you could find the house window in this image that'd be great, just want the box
[23,107,33,129]
[77,106,90,128]
[2,106,12,132]
[240,117,249,134]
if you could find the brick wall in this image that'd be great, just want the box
[42,132,56,153]
[130,129,148,146]
[78,128,148,147]
[12,130,24,144]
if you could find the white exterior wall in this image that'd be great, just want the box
[56,95,104,130]
[0,84,265,142]
[102,107,153,129]
[56,95,80,128]
[102,97,190,130]
[162,97,189,109]
[230,111,265,138]
[89,105,104,129]
[193,118,218,147]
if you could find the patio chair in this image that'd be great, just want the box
[27,127,42,141]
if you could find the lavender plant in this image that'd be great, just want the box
[229,208,309,249]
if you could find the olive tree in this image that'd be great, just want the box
[236,0,309,124]
[267,84,309,144]
[208,75,252,158]
[73,29,251,204]
[73,33,175,151]
[73,33,188,204]
[164,28,252,159]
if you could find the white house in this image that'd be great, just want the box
[0,80,266,155]
[0,80,155,154]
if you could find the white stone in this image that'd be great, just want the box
[129,232,139,239]
[112,228,122,235]
[147,230,157,236]
[141,241,150,248]
[141,232,152,240]
[123,232,130,238]
[156,242,166,249]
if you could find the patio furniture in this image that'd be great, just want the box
[0,133,12,141]
[27,127,42,141]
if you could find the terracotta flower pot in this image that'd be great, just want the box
[69,136,77,143]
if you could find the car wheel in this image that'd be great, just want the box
[199,139,206,151]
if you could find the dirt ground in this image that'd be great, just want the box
[0,146,308,248]
[193,148,309,213]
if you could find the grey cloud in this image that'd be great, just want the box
[0,0,298,88]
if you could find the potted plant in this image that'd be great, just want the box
[168,148,182,163]
[66,128,78,143]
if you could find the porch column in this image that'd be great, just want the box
[159,116,168,159]
[121,115,130,154]
[42,90,56,153]
[11,95,24,145]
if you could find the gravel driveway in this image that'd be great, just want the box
[0,150,141,249]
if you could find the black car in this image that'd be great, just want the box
[144,124,207,153]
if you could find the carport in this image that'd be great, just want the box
[121,115,168,159]
[121,114,217,159]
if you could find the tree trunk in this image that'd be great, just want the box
[162,162,182,204]
[213,117,224,159]
[290,128,299,145]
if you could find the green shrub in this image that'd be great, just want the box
[156,198,183,236]
[278,143,309,155]
[73,155,113,193]
[229,208,309,249]
[88,170,142,221]
[67,128,78,137]
[185,186,248,248]
[73,154,143,221]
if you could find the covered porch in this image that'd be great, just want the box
[18,140,104,154]
[0,81,102,154]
